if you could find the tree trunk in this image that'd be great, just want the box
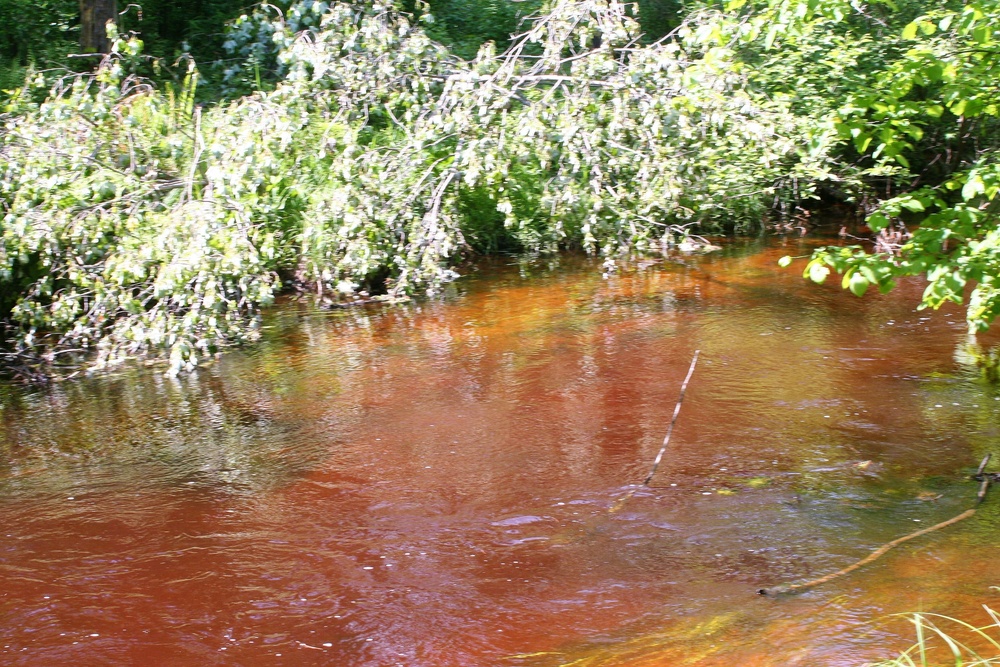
[79,0,118,53]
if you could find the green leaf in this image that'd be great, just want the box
[868,212,889,232]
[778,255,793,268]
[848,271,870,297]
[944,271,966,296]
[962,174,986,201]
[807,261,830,284]
[764,25,780,50]
[902,22,918,39]
[900,198,924,212]
[923,66,944,83]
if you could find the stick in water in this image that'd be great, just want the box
[976,453,992,478]
[977,477,992,504]
[607,350,700,515]
[975,454,993,504]
[643,350,700,486]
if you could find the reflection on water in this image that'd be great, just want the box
[2,235,999,666]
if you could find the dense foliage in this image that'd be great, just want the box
[1,0,998,377]
[0,0,246,90]
[785,0,1000,332]
[0,0,77,89]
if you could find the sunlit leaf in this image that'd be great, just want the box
[848,271,870,297]
[807,261,830,284]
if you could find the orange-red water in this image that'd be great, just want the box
[2,236,999,666]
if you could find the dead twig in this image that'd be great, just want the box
[607,350,700,514]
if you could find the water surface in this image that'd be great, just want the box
[2,235,999,666]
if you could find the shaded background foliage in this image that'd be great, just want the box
[0,0,77,88]
[0,0,688,86]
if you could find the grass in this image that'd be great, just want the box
[871,606,1000,667]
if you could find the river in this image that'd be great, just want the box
[1,233,998,666]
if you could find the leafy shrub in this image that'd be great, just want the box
[0,0,859,376]
[0,36,305,374]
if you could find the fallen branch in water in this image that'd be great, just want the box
[759,455,994,597]
[758,508,978,597]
